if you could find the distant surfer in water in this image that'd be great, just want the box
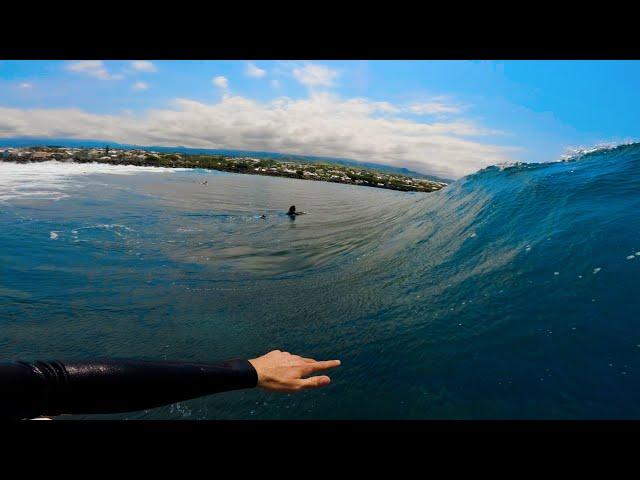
[201,180,208,185]
[259,214,266,219]
[287,205,305,217]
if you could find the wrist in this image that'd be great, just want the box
[247,358,262,387]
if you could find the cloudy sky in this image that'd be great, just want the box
[1,60,639,178]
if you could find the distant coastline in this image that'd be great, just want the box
[0,137,453,183]
[1,145,448,193]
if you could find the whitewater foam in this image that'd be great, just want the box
[0,161,184,202]
[478,141,640,179]
[560,140,638,162]
[75,224,134,231]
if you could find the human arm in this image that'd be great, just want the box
[0,351,340,420]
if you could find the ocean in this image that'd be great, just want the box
[1,143,640,419]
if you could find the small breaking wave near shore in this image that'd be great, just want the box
[0,160,186,202]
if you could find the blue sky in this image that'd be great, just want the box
[1,60,639,178]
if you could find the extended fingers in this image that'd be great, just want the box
[296,375,331,390]
[305,360,341,372]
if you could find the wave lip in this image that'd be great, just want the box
[559,139,639,162]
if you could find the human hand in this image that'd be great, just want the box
[248,350,341,392]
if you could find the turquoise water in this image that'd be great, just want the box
[1,144,640,419]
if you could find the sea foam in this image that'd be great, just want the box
[0,161,183,202]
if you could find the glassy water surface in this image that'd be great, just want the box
[1,147,640,419]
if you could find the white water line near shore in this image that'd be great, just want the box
[0,161,187,201]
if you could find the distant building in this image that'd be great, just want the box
[31,152,52,160]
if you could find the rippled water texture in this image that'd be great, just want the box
[1,144,640,419]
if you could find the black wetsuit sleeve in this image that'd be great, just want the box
[0,359,258,420]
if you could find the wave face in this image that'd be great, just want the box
[274,141,640,419]
[1,143,640,419]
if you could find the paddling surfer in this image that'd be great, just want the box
[287,205,305,217]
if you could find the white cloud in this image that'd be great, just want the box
[408,101,462,115]
[292,63,339,88]
[270,79,281,88]
[130,61,157,73]
[0,93,516,179]
[18,83,33,89]
[132,82,148,91]
[65,60,123,80]
[212,76,228,89]
[245,62,266,78]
